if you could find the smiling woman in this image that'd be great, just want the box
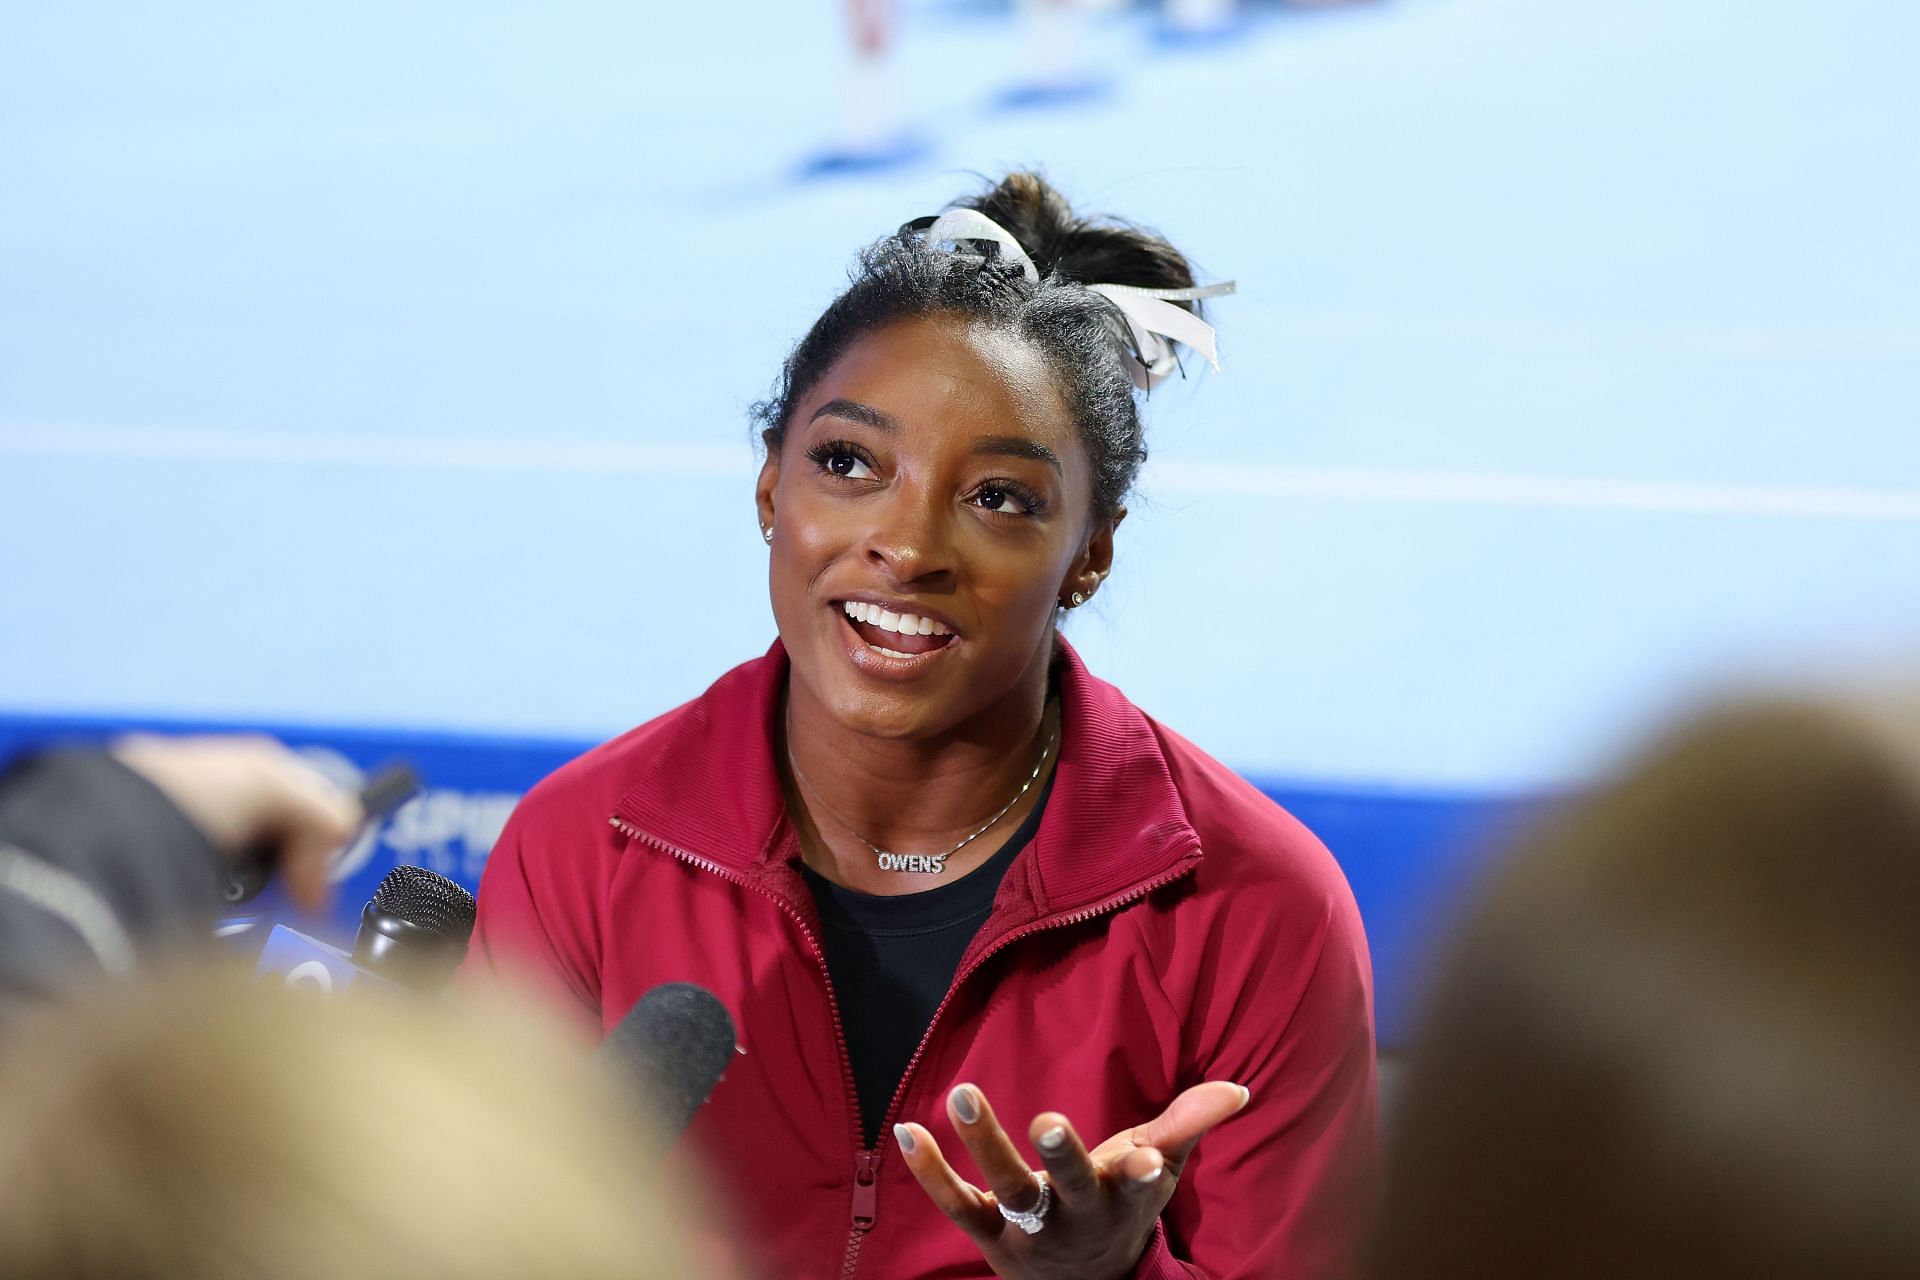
[462,173,1377,1280]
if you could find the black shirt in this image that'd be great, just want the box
[802,774,1053,1148]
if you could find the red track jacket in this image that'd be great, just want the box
[466,640,1377,1279]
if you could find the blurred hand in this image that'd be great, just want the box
[110,734,362,911]
[895,1079,1251,1280]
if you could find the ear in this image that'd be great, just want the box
[755,443,781,537]
[1062,506,1125,605]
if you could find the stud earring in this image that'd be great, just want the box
[1070,591,1086,607]
[762,525,773,544]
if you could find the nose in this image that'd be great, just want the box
[863,484,956,588]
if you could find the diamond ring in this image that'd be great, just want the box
[997,1171,1051,1235]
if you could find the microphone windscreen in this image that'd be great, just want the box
[369,865,476,943]
[599,983,738,1143]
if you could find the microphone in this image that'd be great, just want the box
[224,762,421,905]
[599,983,738,1143]
[351,865,475,993]
[252,864,475,996]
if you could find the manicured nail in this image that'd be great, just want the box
[894,1123,916,1154]
[1135,1163,1164,1185]
[1237,1084,1253,1108]
[950,1085,980,1124]
[1037,1125,1067,1153]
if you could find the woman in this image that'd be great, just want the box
[466,173,1376,1279]
[1366,691,1920,1279]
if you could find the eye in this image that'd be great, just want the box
[827,450,869,478]
[806,441,876,481]
[969,482,1043,517]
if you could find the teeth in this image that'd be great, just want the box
[840,601,952,637]
[873,646,914,659]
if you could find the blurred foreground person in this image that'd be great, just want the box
[0,968,721,1279]
[1369,693,1920,1279]
[0,736,359,1011]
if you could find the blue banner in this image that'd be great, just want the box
[0,712,1530,1049]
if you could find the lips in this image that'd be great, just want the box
[838,600,958,659]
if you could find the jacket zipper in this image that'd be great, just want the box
[612,816,1197,1279]
[610,818,874,1279]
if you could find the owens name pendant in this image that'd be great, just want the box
[786,711,1059,879]
[875,851,949,875]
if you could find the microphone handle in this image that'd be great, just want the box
[223,763,421,904]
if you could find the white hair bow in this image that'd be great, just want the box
[920,209,1236,391]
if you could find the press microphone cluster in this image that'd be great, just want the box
[255,865,476,996]
[240,828,737,1145]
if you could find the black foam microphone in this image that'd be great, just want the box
[351,864,476,993]
[599,983,738,1143]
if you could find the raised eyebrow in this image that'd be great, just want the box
[809,399,897,433]
[971,435,1062,475]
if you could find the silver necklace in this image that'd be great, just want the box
[787,711,1057,877]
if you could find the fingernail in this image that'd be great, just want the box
[950,1085,980,1125]
[893,1123,916,1154]
[1135,1163,1164,1185]
[1037,1125,1067,1152]
[1237,1084,1253,1108]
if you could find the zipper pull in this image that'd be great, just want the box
[851,1150,879,1231]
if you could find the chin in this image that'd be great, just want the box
[826,680,961,743]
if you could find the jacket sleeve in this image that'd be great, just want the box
[1147,864,1380,1280]
[0,750,228,1008]
[459,795,605,1036]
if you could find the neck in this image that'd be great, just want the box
[782,659,1057,894]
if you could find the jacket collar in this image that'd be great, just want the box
[611,638,1201,923]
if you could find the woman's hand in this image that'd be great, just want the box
[894,1079,1251,1280]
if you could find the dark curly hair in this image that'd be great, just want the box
[752,172,1208,522]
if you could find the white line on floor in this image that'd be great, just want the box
[6,424,1920,522]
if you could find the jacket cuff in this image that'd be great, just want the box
[1128,1219,1202,1280]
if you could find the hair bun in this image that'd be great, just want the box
[959,171,1199,297]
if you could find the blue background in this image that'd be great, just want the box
[4,0,1917,1047]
